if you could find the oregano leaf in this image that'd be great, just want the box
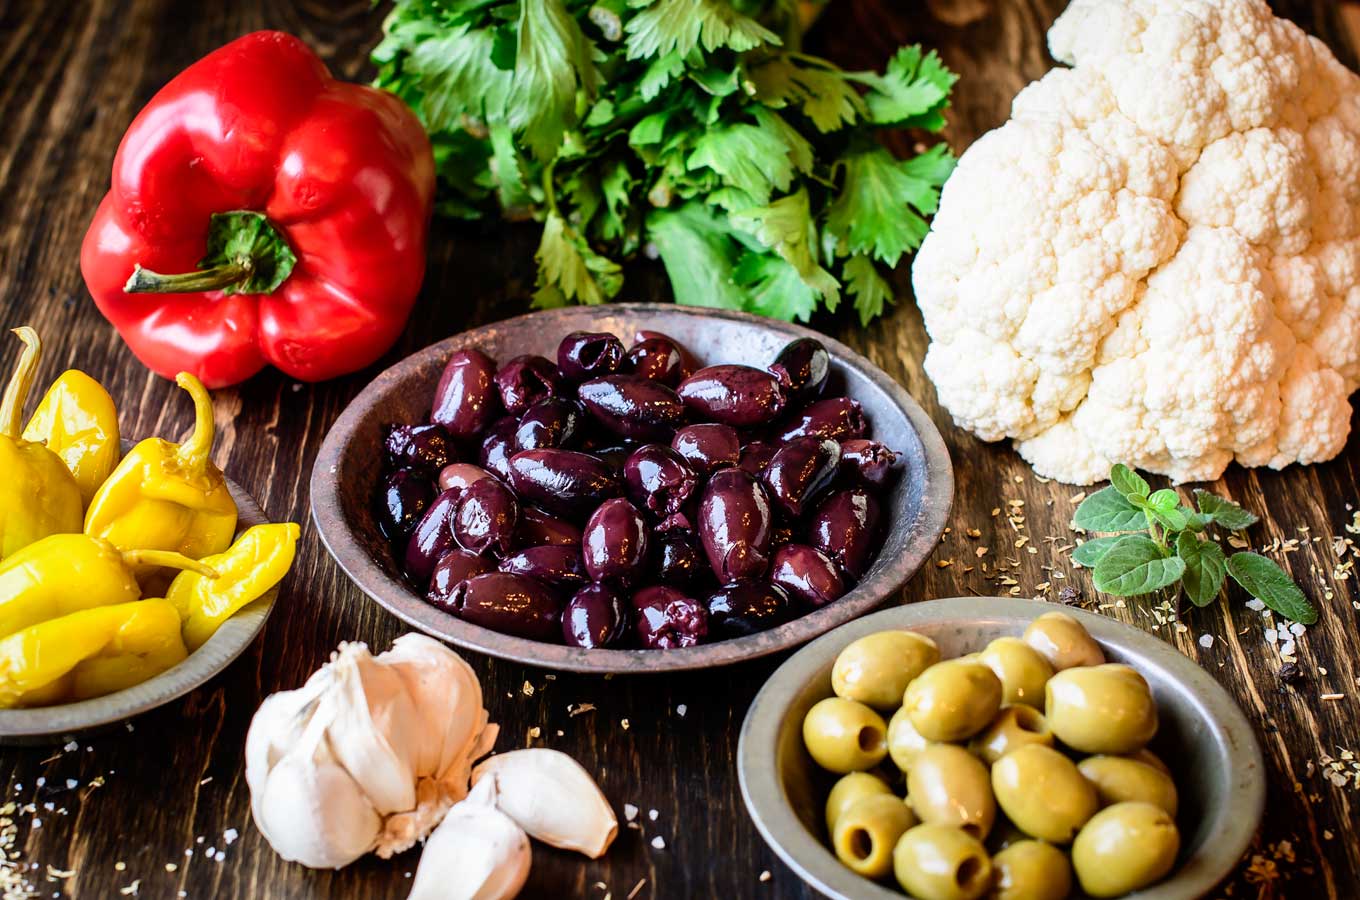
[1072,535,1123,568]
[1226,552,1317,625]
[1194,490,1259,531]
[1092,534,1185,596]
[1110,464,1150,501]
[1148,489,1179,511]
[1144,504,1188,533]
[1176,532,1226,608]
[1073,487,1147,533]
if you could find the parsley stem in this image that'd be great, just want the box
[542,159,559,217]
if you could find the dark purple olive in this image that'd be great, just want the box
[495,355,563,416]
[623,445,698,517]
[838,439,900,488]
[558,331,625,381]
[499,545,588,589]
[449,573,562,641]
[515,397,584,451]
[426,550,495,610]
[384,423,456,472]
[656,510,694,535]
[438,463,494,496]
[562,583,629,648]
[677,365,786,428]
[626,337,688,387]
[768,337,830,404]
[653,533,703,585]
[769,544,846,608]
[577,375,685,440]
[453,478,520,556]
[809,488,882,579]
[375,468,434,542]
[478,416,519,482]
[671,423,740,477]
[432,348,500,438]
[404,488,461,583]
[508,449,621,518]
[515,506,583,549]
[776,397,867,443]
[737,441,778,476]
[698,468,774,582]
[761,436,841,519]
[635,330,698,373]
[632,586,708,649]
[705,582,791,638]
[583,498,650,582]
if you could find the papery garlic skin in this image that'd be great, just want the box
[407,775,531,900]
[472,749,618,858]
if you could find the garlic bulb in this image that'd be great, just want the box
[246,634,498,868]
[472,749,618,858]
[407,775,531,900]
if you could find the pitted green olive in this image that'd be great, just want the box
[887,705,931,771]
[825,771,894,833]
[979,637,1053,708]
[832,630,940,710]
[969,704,1054,765]
[1129,747,1171,774]
[1072,802,1180,897]
[903,658,1003,742]
[906,744,996,839]
[893,823,993,900]
[803,697,889,773]
[1078,755,1179,816]
[991,744,1097,844]
[832,794,917,878]
[991,839,1073,900]
[1045,663,1158,754]
[1022,611,1105,671]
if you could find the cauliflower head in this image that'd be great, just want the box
[912,0,1360,484]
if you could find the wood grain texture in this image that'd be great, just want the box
[0,0,1357,897]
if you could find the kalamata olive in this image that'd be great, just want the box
[677,365,786,427]
[515,506,583,549]
[776,397,867,443]
[499,544,589,589]
[438,463,495,496]
[632,586,708,649]
[577,375,685,440]
[426,550,495,610]
[583,498,650,582]
[653,532,703,585]
[838,439,900,488]
[495,355,563,416]
[515,397,584,451]
[635,330,697,371]
[453,477,520,556]
[432,348,499,438]
[508,449,620,517]
[626,338,688,387]
[768,337,830,404]
[699,468,774,582]
[810,488,882,578]
[404,488,461,583]
[738,441,778,476]
[656,510,694,534]
[558,331,626,381]
[375,468,434,541]
[562,583,629,648]
[706,581,791,638]
[762,436,841,519]
[478,416,519,482]
[623,445,698,517]
[770,544,846,607]
[450,573,562,641]
[671,423,741,477]
[384,423,456,472]
[589,443,635,474]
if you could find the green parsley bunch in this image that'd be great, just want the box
[372,0,957,323]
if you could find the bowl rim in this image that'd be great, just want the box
[311,303,954,674]
[736,596,1266,900]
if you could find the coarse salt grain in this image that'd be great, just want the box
[650,836,665,850]
[624,804,638,822]
[676,704,687,717]
[1265,629,1278,643]
[62,742,77,753]
[1198,634,1214,649]
[648,809,658,821]
[223,829,238,845]
[34,779,44,788]
[1289,623,1306,636]
[1281,639,1296,657]
[64,780,76,790]
[1245,599,1266,611]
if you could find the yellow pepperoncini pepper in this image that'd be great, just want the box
[167,522,300,650]
[0,328,83,560]
[84,372,238,572]
[22,368,121,506]
[0,600,187,708]
[0,532,217,639]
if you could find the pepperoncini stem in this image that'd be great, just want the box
[0,327,41,438]
[173,372,216,472]
[120,549,219,578]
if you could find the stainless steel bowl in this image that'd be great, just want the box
[738,597,1265,899]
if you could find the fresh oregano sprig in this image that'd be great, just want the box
[1071,464,1317,624]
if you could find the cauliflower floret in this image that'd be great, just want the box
[914,0,1360,484]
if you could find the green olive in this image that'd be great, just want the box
[887,706,931,771]
[907,744,996,840]
[832,630,941,710]
[1129,747,1171,774]
[1045,664,1158,754]
[825,771,894,833]
[991,744,1098,844]
[893,823,993,900]
[1022,611,1105,671]
[983,815,1029,854]
[903,659,1002,742]
[832,794,918,878]
[1072,802,1180,897]
[991,840,1073,900]
[1078,755,1179,816]
[803,697,889,773]
[979,637,1053,708]
[968,704,1054,765]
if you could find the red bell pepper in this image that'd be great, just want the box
[81,31,435,388]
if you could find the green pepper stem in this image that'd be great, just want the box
[123,260,255,295]
[121,549,218,578]
[174,372,216,473]
[0,327,40,438]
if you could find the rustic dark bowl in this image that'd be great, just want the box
[738,597,1266,899]
[312,304,952,673]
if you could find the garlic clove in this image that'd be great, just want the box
[327,644,420,815]
[408,776,530,900]
[471,749,618,859]
[245,676,325,843]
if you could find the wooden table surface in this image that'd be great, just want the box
[1,0,1358,897]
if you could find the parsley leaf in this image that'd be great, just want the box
[645,203,747,311]
[624,0,781,60]
[855,45,958,128]
[826,144,953,267]
[509,0,600,159]
[843,254,893,325]
[535,212,623,306]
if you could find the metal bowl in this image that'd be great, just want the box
[738,597,1265,899]
[311,304,952,674]
[0,478,277,744]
